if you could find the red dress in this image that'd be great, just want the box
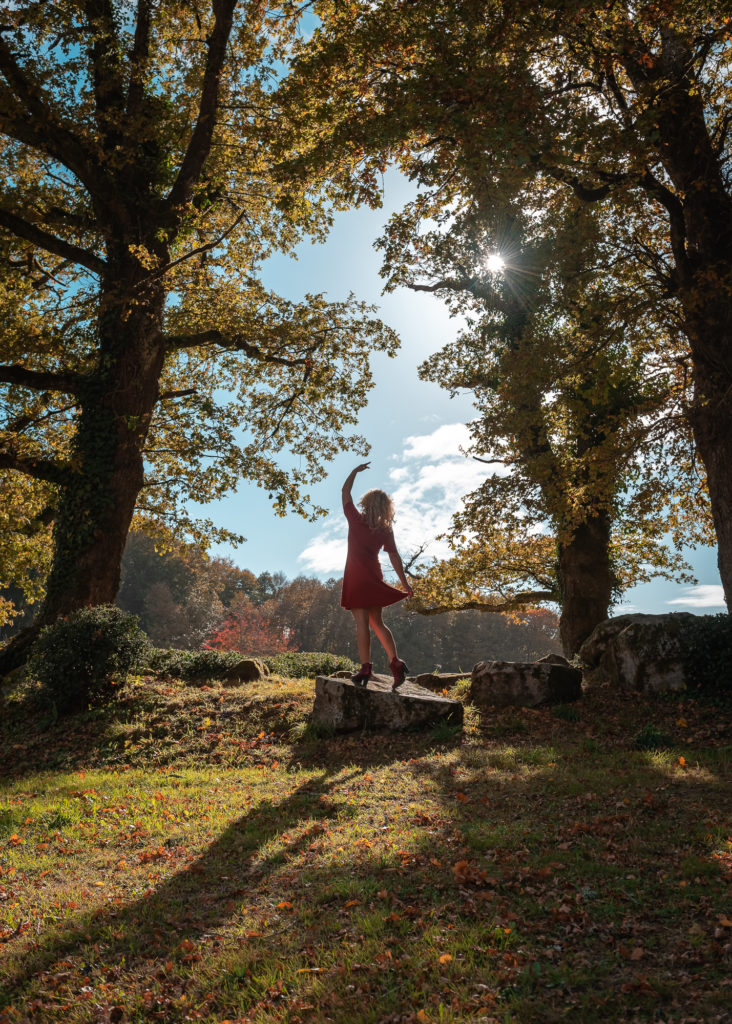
[340,500,407,610]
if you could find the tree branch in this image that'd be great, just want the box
[0,450,68,484]
[0,206,106,274]
[639,168,690,285]
[126,0,153,117]
[83,0,125,126]
[0,40,112,206]
[0,364,82,393]
[159,387,197,400]
[408,276,510,313]
[533,154,626,202]
[155,207,247,275]
[410,590,556,616]
[165,329,315,366]
[167,0,238,209]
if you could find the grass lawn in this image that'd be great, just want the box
[0,672,730,1023]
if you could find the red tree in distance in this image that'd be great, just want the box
[204,597,297,656]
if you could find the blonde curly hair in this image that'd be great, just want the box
[359,489,395,531]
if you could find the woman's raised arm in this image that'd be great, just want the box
[342,462,370,511]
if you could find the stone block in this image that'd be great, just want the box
[221,658,270,684]
[312,674,463,733]
[470,660,582,708]
[579,613,695,692]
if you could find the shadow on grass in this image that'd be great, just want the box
[4,744,729,1022]
[0,769,347,1007]
[2,682,730,1022]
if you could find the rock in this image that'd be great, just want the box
[408,672,469,692]
[311,674,463,733]
[221,658,270,684]
[537,653,571,667]
[469,660,582,707]
[579,613,695,693]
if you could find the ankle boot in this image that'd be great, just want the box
[390,656,408,688]
[351,661,372,685]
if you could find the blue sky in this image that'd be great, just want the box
[200,172,726,616]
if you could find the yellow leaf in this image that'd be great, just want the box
[439,953,453,964]
[676,718,688,727]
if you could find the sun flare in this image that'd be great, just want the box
[485,253,505,273]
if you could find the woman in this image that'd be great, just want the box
[340,463,413,687]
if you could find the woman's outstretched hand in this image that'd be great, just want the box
[342,462,370,509]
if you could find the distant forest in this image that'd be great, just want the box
[4,532,561,674]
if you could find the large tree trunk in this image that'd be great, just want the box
[641,36,732,608]
[40,269,167,622]
[0,267,166,675]
[687,357,732,608]
[557,511,614,657]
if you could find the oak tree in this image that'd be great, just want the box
[0,0,398,668]
[279,0,731,608]
[385,194,709,653]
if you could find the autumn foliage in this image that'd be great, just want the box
[204,597,297,656]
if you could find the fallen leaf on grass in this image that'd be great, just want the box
[452,859,489,886]
[438,953,453,964]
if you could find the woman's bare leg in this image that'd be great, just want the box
[351,608,371,664]
[368,607,397,663]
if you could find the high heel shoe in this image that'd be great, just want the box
[351,662,373,685]
[390,657,408,688]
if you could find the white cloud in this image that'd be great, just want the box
[298,531,347,574]
[298,422,505,574]
[403,422,473,460]
[667,585,727,609]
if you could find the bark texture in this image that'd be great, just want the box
[633,32,732,608]
[557,511,614,657]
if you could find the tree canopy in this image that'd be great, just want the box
[0,0,398,649]
[385,191,711,650]
[279,0,732,610]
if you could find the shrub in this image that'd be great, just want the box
[264,651,357,679]
[145,647,357,682]
[146,647,242,681]
[680,613,732,695]
[30,605,149,714]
